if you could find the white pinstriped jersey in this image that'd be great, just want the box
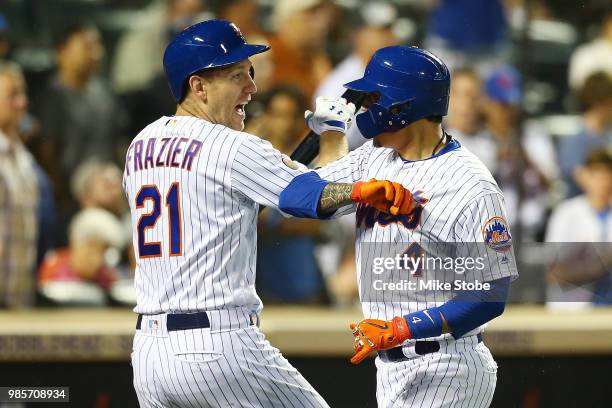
[123,116,309,315]
[317,138,518,338]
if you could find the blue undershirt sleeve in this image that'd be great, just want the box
[278,171,332,219]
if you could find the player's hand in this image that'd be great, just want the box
[305,97,356,135]
[351,179,416,215]
[350,317,411,364]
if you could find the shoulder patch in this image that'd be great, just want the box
[483,216,512,252]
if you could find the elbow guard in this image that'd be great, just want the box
[438,277,510,339]
[279,172,329,219]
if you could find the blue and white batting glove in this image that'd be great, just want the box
[305,97,356,135]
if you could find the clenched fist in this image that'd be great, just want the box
[350,317,411,364]
[351,179,416,215]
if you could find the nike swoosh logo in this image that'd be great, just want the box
[367,322,389,330]
[423,310,435,323]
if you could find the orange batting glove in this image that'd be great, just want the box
[349,317,411,364]
[351,179,415,216]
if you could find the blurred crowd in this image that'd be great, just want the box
[0,0,610,310]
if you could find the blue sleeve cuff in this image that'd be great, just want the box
[279,172,330,219]
[438,277,510,338]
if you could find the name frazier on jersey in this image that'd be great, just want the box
[124,133,204,176]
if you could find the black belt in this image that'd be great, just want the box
[136,312,211,331]
[378,333,482,363]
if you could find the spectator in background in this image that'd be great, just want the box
[112,0,207,95]
[568,10,612,91]
[246,86,332,304]
[71,160,126,217]
[38,208,125,307]
[0,19,57,265]
[559,72,612,197]
[246,85,307,152]
[0,13,41,148]
[0,62,39,309]
[70,160,131,279]
[444,68,498,171]
[35,21,127,244]
[32,159,57,268]
[0,14,12,61]
[268,0,334,102]
[424,0,509,74]
[218,0,264,40]
[483,65,557,238]
[545,148,612,308]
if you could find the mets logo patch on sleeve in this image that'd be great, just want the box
[483,216,512,252]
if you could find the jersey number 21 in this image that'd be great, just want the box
[136,182,182,258]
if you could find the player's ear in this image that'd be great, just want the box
[188,74,207,101]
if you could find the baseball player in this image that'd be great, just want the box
[122,20,415,407]
[314,46,518,407]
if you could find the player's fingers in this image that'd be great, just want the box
[399,191,416,214]
[347,102,356,115]
[391,201,410,216]
[350,345,373,364]
[392,184,405,208]
[390,205,399,216]
[389,184,406,215]
[383,181,395,202]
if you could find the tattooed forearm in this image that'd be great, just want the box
[318,182,354,214]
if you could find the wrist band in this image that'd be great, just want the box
[403,307,443,339]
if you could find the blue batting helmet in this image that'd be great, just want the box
[163,19,270,102]
[344,46,450,138]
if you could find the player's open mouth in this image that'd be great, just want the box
[234,104,246,118]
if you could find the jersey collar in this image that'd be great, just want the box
[400,137,461,163]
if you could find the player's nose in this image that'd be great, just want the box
[245,74,257,95]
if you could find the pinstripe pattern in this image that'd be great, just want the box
[316,140,517,328]
[124,116,327,407]
[123,116,311,316]
[132,324,329,408]
[374,337,497,408]
[317,139,515,407]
